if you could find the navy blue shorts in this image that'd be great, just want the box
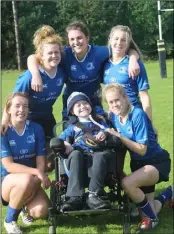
[130,150,171,193]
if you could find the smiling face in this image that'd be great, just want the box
[67,29,89,59]
[71,100,92,118]
[7,95,29,124]
[109,29,129,58]
[105,90,128,117]
[40,43,61,69]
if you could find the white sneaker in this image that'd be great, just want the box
[4,221,22,234]
[19,210,33,225]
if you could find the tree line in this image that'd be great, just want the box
[1,0,174,70]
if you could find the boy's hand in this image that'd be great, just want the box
[95,131,106,142]
[64,141,74,155]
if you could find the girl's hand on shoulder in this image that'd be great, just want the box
[31,73,43,92]
[128,57,140,79]
[64,141,74,155]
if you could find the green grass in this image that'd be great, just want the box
[1,60,174,234]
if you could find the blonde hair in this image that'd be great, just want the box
[108,25,142,59]
[102,83,127,102]
[33,25,63,63]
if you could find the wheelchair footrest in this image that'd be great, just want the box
[62,205,119,216]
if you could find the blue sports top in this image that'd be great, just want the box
[13,66,66,119]
[1,120,46,177]
[103,56,150,107]
[62,44,110,107]
[110,107,163,160]
[59,120,109,152]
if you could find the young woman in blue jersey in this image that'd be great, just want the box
[1,25,66,170]
[1,92,51,234]
[1,25,66,138]
[27,21,140,121]
[102,83,171,231]
[103,25,153,122]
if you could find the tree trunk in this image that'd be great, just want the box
[12,1,22,70]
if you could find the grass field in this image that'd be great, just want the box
[1,60,174,234]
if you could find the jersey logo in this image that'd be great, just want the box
[86,62,95,70]
[20,149,28,154]
[119,66,127,74]
[56,79,63,86]
[79,75,88,80]
[9,140,16,146]
[49,92,57,96]
[71,65,77,71]
[27,134,35,143]
[43,84,48,89]
[109,77,117,83]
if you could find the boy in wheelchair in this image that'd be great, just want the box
[56,92,122,212]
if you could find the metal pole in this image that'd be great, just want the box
[157,0,167,78]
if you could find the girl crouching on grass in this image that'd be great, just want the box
[102,83,171,232]
[1,92,50,234]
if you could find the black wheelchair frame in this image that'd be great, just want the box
[48,122,131,234]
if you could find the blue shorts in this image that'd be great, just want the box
[130,149,171,193]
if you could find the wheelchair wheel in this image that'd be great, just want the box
[49,225,56,234]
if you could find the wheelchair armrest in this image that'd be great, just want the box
[50,137,66,154]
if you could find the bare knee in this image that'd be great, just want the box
[18,174,35,191]
[122,177,134,193]
[29,202,49,218]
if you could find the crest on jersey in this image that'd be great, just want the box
[119,66,127,74]
[86,62,95,70]
[56,78,63,86]
[27,134,35,143]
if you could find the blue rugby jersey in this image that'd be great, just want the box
[13,66,66,118]
[103,56,150,107]
[110,107,163,160]
[62,44,110,107]
[59,120,109,152]
[1,120,46,177]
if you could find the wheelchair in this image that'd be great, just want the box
[48,121,131,234]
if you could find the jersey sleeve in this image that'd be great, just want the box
[136,60,150,91]
[13,70,32,93]
[97,46,110,62]
[34,124,46,156]
[59,125,74,141]
[1,135,12,158]
[133,110,148,145]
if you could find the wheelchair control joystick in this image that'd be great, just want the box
[50,137,66,155]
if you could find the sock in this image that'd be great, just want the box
[155,186,173,206]
[137,197,157,220]
[5,205,22,223]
